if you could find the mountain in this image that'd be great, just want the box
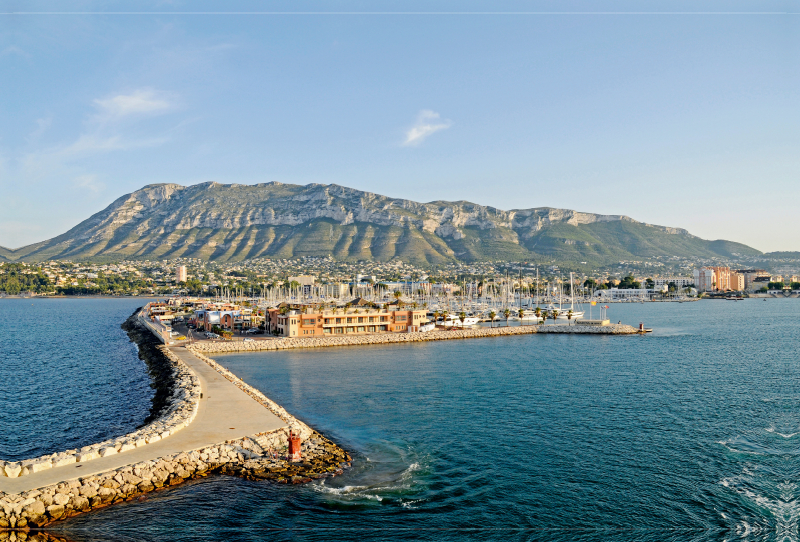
[1,182,763,266]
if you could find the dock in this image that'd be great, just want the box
[0,348,286,496]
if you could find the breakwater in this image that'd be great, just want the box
[188,323,640,355]
[536,323,639,334]
[0,312,350,530]
[1,316,201,480]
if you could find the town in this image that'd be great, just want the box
[1,258,799,301]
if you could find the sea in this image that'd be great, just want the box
[1,297,799,541]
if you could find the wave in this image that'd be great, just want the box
[311,461,424,503]
[766,426,800,439]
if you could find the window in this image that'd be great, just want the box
[378,325,387,331]
[368,326,375,332]
[335,328,344,334]
[347,317,354,324]
[358,317,364,323]
[346,327,354,333]
[380,316,388,322]
[324,318,332,324]
[324,328,331,334]
[305,318,316,325]
[336,318,342,324]
[368,316,375,323]
[357,326,365,332]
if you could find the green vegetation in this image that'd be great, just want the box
[768,282,785,290]
[0,264,51,294]
[0,182,775,268]
[617,275,641,289]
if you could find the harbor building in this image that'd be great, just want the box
[653,277,694,289]
[268,306,428,337]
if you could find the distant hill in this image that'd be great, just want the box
[0,182,764,266]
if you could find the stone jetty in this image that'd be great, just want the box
[536,323,639,334]
[0,313,351,530]
[188,323,640,355]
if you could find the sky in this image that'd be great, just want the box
[1,0,798,252]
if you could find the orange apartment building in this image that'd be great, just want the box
[268,306,428,337]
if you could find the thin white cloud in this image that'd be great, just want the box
[403,110,452,146]
[0,46,28,58]
[26,118,52,143]
[93,89,175,121]
[73,174,105,193]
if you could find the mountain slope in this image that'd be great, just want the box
[2,182,762,266]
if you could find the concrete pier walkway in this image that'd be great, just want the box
[0,348,286,495]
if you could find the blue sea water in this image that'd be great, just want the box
[0,298,154,461]
[5,298,800,541]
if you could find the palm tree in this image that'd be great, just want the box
[518,308,525,325]
[552,309,559,323]
[503,308,511,326]
[540,310,548,325]
[567,309,574,325]
[488,310,496,328]
[458,311,466,327]
[534,306,542,325]
[434,310,441,325]
[442,310,449,328]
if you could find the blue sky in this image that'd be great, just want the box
[1,0,798,251]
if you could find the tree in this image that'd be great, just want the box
[459,311,467,327]
[518,307,525,325]
[768,282,785,290]
[552,309,559,323]
[503,308,511,326]
[792,282,800,290]
[617,275,641,289]
[583,278,597,290]
[645,278,655,289]
[567,309,574,325]
[488,310,496,328]
[540,310,549,325]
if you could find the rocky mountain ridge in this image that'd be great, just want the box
[1,182,761,265]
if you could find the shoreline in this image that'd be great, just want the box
[0,312,350,531]
[188,323,641,355]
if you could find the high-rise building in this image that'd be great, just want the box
[736,269,770,290]
[176,265,187,283]
[693,267,717,292]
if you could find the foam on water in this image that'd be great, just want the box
[27,298,800,541]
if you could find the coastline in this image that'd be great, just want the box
[0,311,350,531]
[188,323,641,355]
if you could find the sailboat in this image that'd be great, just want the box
[556,272,585,320]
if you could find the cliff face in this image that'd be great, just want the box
[2,182,759,265]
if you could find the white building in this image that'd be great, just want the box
[693,268,716,292]
[175,265,187,283]
[595,288,653,301]
[653,277,693,289]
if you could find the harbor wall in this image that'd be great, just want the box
[0,329,201,480]
[0,431,350,529]
[188,323,640,355]
[0,312,351,530]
